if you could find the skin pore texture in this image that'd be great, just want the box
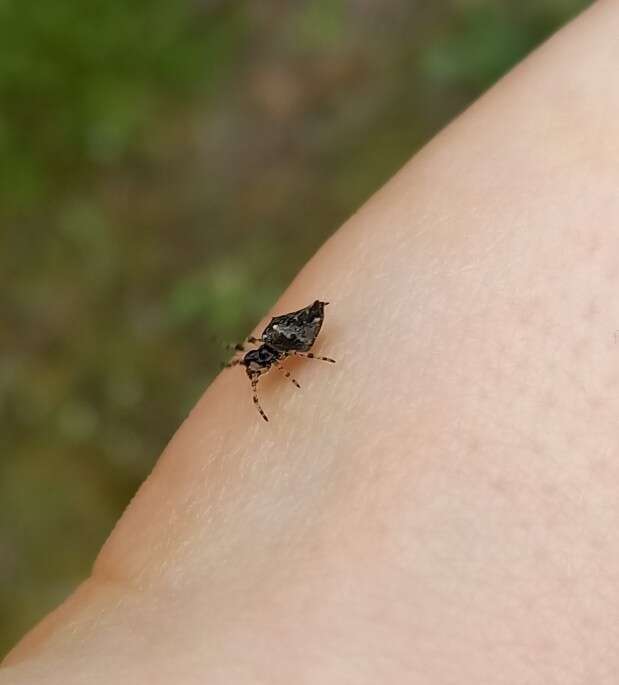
[3,1,619,682]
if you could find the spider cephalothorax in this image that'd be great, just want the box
[225,300,335,422]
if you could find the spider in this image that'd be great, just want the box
[225,300,336,422]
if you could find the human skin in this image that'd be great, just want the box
[3,1,619,682]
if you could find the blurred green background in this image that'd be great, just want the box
[1,0,589,656]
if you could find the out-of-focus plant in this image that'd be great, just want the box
[421,1,588,92]
[0,0,245,211]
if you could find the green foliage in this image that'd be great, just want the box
[421,1,588,92]
[0,0,245,210]
[165,261,280,333]
[294,0,347,52]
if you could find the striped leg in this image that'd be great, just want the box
[226,336,261,353]
[250,374,269,422]
[292,351,336,364]
[222,337,261,369]
[274,361,301,388]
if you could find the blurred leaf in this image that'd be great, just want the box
[421,6,534,91]
[420,2,587,93]
[293,0,346,52]
[0,0,247,207]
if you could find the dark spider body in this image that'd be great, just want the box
[226,300,335,422]
[261,299,327,352]
[241,343,282,373]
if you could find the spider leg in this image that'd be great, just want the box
[292,351,336,364]
[226,336,261,353]
[274,360,301,388]
[250,373,269,422]
[222,336,262,369]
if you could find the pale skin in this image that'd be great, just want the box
[4,1,619,682]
